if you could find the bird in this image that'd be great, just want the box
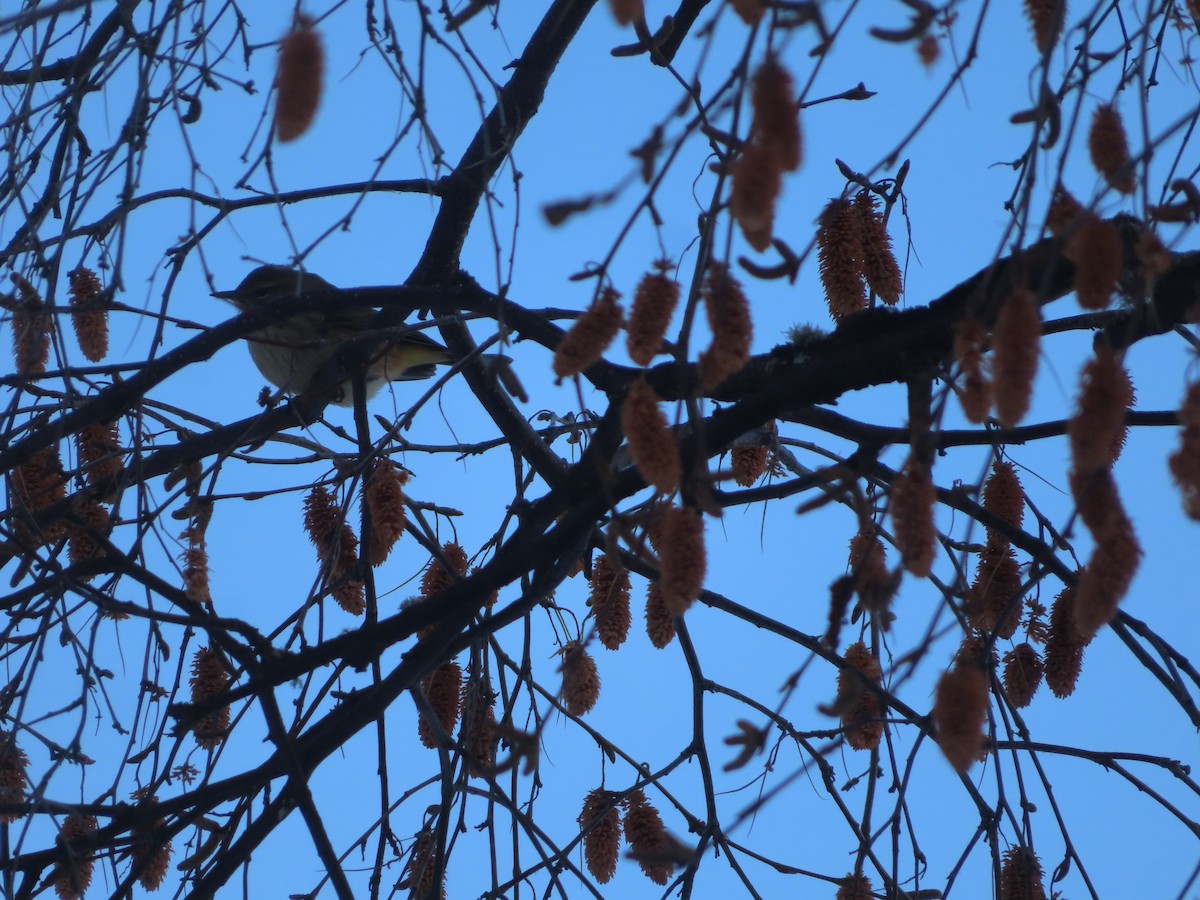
[213,265,452,406]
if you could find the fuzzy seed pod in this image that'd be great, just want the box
[645,582,676,648]
[730,0,766,25]
[1044,585,1085,698]
[836,874,874,900]
[698,265,753,391]
[731,444,769,487]
[1169,381,1200,520]
[420,542,469,598]
[553,287,623,380]
[1023,0,1066,54]
[404,829,445,900]
[1046,184,1084,237]
[579,789,622,884]
[848,529,892,613]
[1074,522,1140,642]
[1088,104,1136,195]
[561,640,601,716]
[274,15,323,142]
[839,642,884,750]
[67,498,112,566]
[181,525,211,604]
[1068,345,1133,472]
[459,669,497,776]
[129,791,171,891]
[624,790,673,885]
[77,419,123,486]
[1068,216,1122,310]
[992,288,1041,427]
[626,264,680,366]
[52,812,98,900]
[365,458,408,566]
[953,315,991,423]
[11,274,51,377]
[730,140,783,252]
[11,442,68,547]
[1002,643,1044,708]
[622,377,681,493]
[854,191,902,305]
[303,486,363,614]
[917,33,940,66]
[983,460,1024,540]
[67,267,108,362]
[1000,846,1047,900]
[589,554,632,650]
[607,0,643,26]
[0,730,29,823]
[967,543,1023,638]
[817,199,866,322]
[657,505,707,616]
[751,58,801,172]
[932,666,989,773]
[190,646,231,748]
[890,459,936,577]
[418,660,464,749]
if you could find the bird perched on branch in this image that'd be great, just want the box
[213,265,452,406]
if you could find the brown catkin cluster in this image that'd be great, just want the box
[11,274,50,377]
[848,528,892,614]
[890,458,936,577]
[698,264,753,391]
[1068,216,1122,310]
[731,138,783,252]
[303,486,364,615]
[953,314,992,422]
[418,660,463,749]
[1023,0,1066,53]
[1068,345,1133,471]
[656,505,707,615]
[622,377,681,493]
[274,15,323,142]
[624,790,673,885]
[129,790,172,891]
[420,542,469,599]
[853,191,902,304]
[190,646,231,749]
[589,553,632,650]
[967,543,1022,638]
[459,669,496,776]
[68,267,108,362]
[1169,381,1200,519]
[730,0,766,25]
[365,457,408,566]
[983,460,1024,541]
[67,498,112,567]
[77,419,123,486]
[52,812,98,900]
[404,829,445,900]
[626,263,679,366]
[579,789,622,884]
[553,287,623,380]
[991,288,1041,427]
[836,873,874,900]
[1088,104,1136,195]
[839,642,884,751]
[932,663,989,773]
[1002,642,1045,708]
[751,58,801,173]
[1046,183,1085,237]
[817,199,867,322]
[11,442,68,547]
[644,582,676,648]
[1044,586,1085,697]
[561,640,601,715]
[607,0,643,26]
[0,730,29,823]
[731,444,769,487]
[181,520,211,605]
[1000,847,1047,900]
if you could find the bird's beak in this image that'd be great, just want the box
[212,288,239,305]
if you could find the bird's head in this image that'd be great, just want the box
[212,265,335,311]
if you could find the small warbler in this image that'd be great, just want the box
[213,265,451,406]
